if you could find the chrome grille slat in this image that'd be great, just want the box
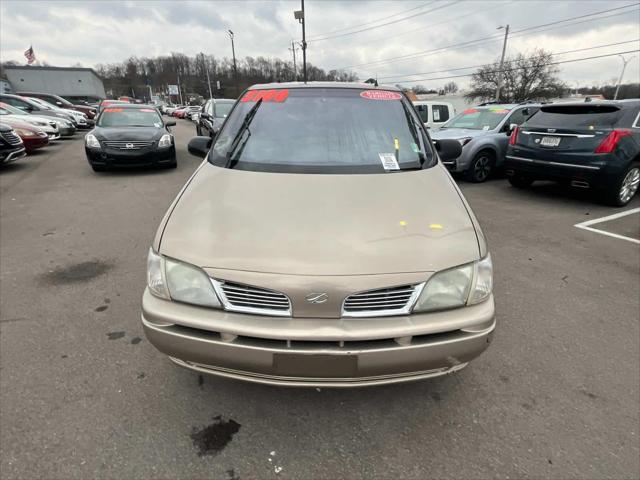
[103,140,153,150]
[213,280,291,316]
[343,284,424,318]
[1,131,22,145]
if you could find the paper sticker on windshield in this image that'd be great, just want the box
[242,89,289,103]
[482,125,490,130]
[360,90,402,101]
[154,123,162,128]
[379,153,400,170]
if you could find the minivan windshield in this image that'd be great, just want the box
[442,107,511,130]
[97,108,163,127]
[209,88,434,174]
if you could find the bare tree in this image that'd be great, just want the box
[442,81,458,94]
[466,49,566,102]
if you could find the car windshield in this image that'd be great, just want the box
[0,103,26,115]
[442,107,511,130]
[209,88,434,174]
[214,102,234,118]
[97,107,162,127]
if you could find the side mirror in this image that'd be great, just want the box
[188,136,212,158]
[200,112,210,120]
[433,139,462,162]
[165,120,176,127]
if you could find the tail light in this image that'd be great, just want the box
[509,126,519,146]
[595,129,631,154]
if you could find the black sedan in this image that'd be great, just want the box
[196,98,235,138]
[85,104,176,171]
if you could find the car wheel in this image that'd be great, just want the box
[603,163,640,206]
[508,172,534,188]
[465,151,494,183]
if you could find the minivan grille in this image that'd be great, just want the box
[343,284,423,317]
[215,280,291,317]
[103,140,153,149]
[1,130,22,146]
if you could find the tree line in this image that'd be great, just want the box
[92,53,357,101]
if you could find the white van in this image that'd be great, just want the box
[413,101,455,129]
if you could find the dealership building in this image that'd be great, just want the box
[1,65,106,102]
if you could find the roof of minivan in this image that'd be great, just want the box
[247,82,401,91]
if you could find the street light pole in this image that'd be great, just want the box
[495,24,509,102]
[228,30,239,97]
[201,53,213,99]
[294,1,307,83]
[614,54,635,100]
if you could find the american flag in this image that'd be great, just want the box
[24,46,35,64]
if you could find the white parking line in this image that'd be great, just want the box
[574,208,640,245]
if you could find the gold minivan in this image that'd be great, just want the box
[142,83,495,387]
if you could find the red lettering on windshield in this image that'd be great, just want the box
[463,108,479,114]
[360,90,402,100]
[241,89,289,103]
[103,108,123,112]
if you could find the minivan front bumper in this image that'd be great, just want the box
[141,289,495,387]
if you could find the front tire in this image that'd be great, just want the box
[465,151,494,183]
[603,163,640,206]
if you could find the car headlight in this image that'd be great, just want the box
[14,128,35,137]
[85,133,100,148]
[146,249,221,308]
[158,133,173,148]
[413,254,492,312]
[458,137,472,147]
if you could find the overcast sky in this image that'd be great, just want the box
[1,0,638,90]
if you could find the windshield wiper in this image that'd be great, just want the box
[225,99,262,169]
[400,101,426,167]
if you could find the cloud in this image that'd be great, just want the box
[0,0,638,88]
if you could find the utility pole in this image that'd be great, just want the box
[614,54,635,100]
[177,72,184,105]
[495,24,509,102]
[202,53,213,99]
[294,1,307,83]
[228,30,239,97]
[289,40,298,81]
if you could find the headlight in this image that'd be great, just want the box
[85,133,100,148]
[146,249,221,308]
[158,133,173,148]
[413,254,492,312]
[14,128,35,137]
[458,137,472,147]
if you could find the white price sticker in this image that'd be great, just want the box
[378,153,400,170]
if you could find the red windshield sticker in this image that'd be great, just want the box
[463,108,479,114]
[139,108,155,112]
[242,89,289,103]
[103,108,123,113]
[360,90,402,100]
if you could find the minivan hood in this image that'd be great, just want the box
[431,128,491,140]
[159,164,480,276]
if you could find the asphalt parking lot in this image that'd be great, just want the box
[1,120,638,480]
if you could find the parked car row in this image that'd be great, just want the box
[426,99,639,206]
[0,92,88,163]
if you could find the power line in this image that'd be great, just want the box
[306,1,436,40]
[307,1,461,43]
[378,39,640,81]
[340,2,639,69]
[391,49,640,84]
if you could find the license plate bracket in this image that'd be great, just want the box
[540,136,561,147]
[273,353,358,377]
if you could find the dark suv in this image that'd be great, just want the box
[506,100,640,206]
[196,98,235,137]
